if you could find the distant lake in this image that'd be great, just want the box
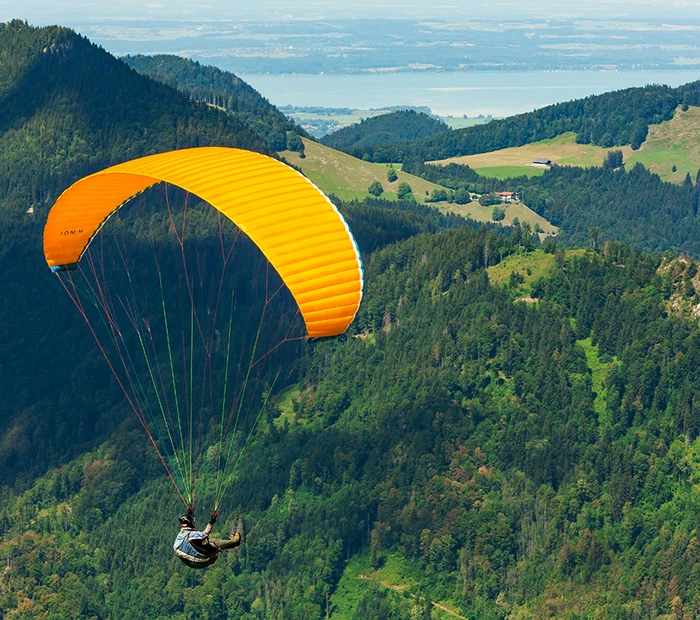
[239,70,700,117]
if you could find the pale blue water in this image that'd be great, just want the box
[240,70,700,117]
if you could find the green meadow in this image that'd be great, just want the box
[432,106,700,184]
[470,165,546,179]
[625,105,700,183]
[487,248,557,294]
[431,132,632,178]
[280,139,447,202]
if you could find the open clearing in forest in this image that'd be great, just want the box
[487,248,588,297]
[329,551,468,619]
[271,385,301,428]
[430,132,634,178]
[626,105,700,183]
[280,139,446,202]
[441,200,558,235]
[577,337,619,427]
[329,552,419,618]
[487,249,557,295]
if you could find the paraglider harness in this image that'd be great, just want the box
[173,511,219,569]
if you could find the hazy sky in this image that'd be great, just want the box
[5,0,700,24]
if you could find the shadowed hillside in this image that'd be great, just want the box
[0,20,268,220]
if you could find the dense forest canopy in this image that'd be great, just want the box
[8,205,700,617]
[123,54,307,153]
[320,110,448,151]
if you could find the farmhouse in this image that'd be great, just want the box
[497,191,519,202]
[532,158,551,167]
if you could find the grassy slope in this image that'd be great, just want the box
[444,201,558,235]
[626,105,700,183]
[281,139,558,233]
[430,106,700,183]
[487,249,557,295]
[280,138,446,202]
[429,132,634,178]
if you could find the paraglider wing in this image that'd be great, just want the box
[44,147,363,338]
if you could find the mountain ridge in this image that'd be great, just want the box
[123,53,307,153]
[0,20,269,219]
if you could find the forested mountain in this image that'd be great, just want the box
[340,196,482,254]
[320,110,448,152]
[123,54,307,152]
[8,18,700,620]
[346,82,700,163]
[7,203,700,616]
[0,20,268,220]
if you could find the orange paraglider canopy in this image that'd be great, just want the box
[44,147,363,338]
